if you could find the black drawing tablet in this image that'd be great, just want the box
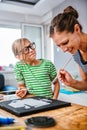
[25,116,56,128]
[0,96,71,117]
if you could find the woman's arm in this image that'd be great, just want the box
[58,65,87,90]
[74,64,87,90]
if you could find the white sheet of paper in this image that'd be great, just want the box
[8,98,50,108]
[3,94,19,101]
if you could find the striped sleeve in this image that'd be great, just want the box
[14,62,25,84]
[47,60,57,81]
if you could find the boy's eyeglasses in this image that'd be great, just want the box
[17,42,36,55]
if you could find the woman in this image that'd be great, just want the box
[49,6,87,90]
[12,38,60,99]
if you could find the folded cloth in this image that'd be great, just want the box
[64,86,80,92]
[60,87,84,95]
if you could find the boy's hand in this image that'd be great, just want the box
[16,88,27,98]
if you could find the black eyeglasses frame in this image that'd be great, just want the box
[16,42,36,56]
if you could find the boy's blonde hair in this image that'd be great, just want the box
[12,38,29,57]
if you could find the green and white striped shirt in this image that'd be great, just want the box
[14,59,57,98]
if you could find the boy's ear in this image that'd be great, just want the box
[16,55,20,59]
[16,54,23,60]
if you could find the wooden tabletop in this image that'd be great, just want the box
[0,96,87,130]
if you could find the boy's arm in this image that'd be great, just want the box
[53,79,60,99]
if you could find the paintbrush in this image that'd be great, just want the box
[52,57,72,83]
[62,57,72,69]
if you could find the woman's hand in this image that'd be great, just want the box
[16,87,27,98]
[58,69,74,86]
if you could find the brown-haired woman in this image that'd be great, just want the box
[50,6,87,90]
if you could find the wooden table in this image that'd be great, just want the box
[0,96,87,130]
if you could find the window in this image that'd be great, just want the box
[22,24,44,59]
[0,23,43,68]
[0,27,21,66]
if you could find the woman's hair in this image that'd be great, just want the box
[50,6,82,36]
[12,38,29,56]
